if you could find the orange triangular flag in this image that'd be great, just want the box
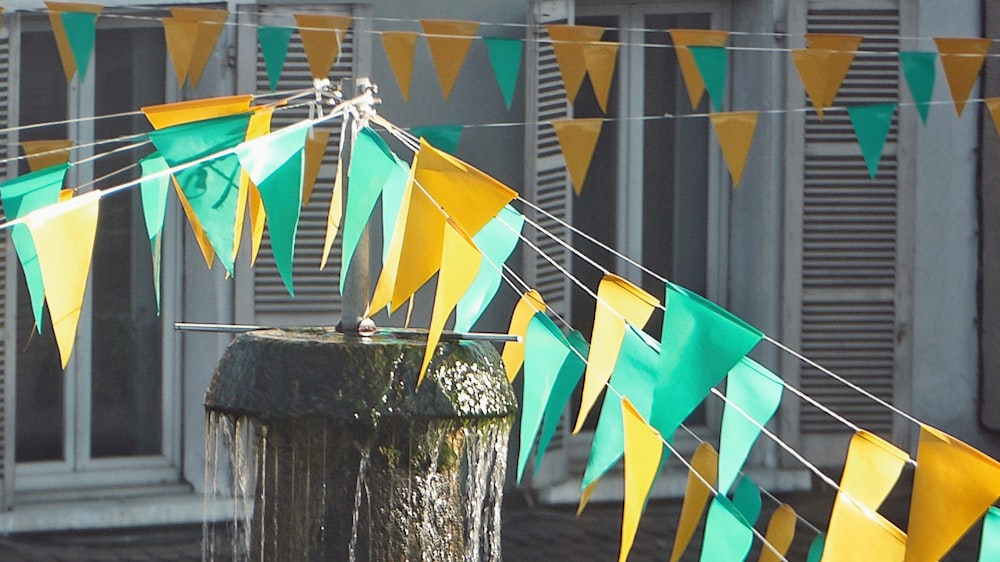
[709,112,758,187]
[500,290,546,382]
[420,20,479,101]
[668,29,730,110]
[294,13,353,81]
[791,34,862,119]
[551,117,603,195]
[302,127,332,205]
[45,2,102,83]
[546,24,605,105]
[320,157,344,270]
[170,7,228,90]
[904,425,1000,562]
[825,494,907,562]
[669,442,718,562]
[934,37,992,116]
[381,31,419,103]
[573,274,658,433]
[758,504,796,562]
[247,184,266,266]
[141,95,253,130]
[24,190,101,368]
[419,219,482,385]
[237,106,275,263]
[21,140,73,172]
[620,398,664,562]
[173,177,215,268]
[986,98,1000,135]
[161,18,199,88]
[582,41,620,114]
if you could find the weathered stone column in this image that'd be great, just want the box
[205,328,516,561]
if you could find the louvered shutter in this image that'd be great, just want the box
[0,19,15,509]
[783,4,910,465]
[235,5,362,327]
[523,0,575,492]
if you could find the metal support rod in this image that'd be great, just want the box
[174,323,520,343]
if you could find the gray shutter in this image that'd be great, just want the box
[523,0,575,493]
[783,5,908,464]
[0,18,15,510]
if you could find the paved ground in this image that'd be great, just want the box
[0,485,984,561]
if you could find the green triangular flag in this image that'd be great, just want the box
[454,204,523,332]
[410,125,463,155]
[717,358,784,495]
[0,163,69,332]
[689,45,728,112]
[699,496,754,562]
[535,329,588,475]
[483,37,523,110]
[807,534,826,562]
[139,153,171,313]
[259,26,294,92]
[979,507,1000,562]
[147,112,253,275]
[518,312,571,484]
[731,476,762,526]
[847,103,897,179]
[61,11,98,80]
[900,51,936,124]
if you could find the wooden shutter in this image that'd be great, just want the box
[0,18,16,509]
[782,3,910,465]
[523,0,575,493]
[235,5,364,327]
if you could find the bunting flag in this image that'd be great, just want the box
[717,357,784,495]
[904,425,1000,562]
[378,140,410,265]
[518,312,572,483]
[239,106,277,266]
[791,34,863,119]
[699,496,754,562]
[899,51,937,124]
[411,124,463,155]
[620,398,664,562]
[732,476,762,526]
[420,19,480,101]
[551,117,603,196]
[258,26,294,92]
[147,112,253,275]
[419,218,482,385]
[934,37,992,116]
[808,534,826,562]
[294,13,352,80]
[980,507,1000,562]
[21,140,73,172]
[987,98,1000,137]
[174,178,216,268]
[381,31,420,103]
[582,41,620,114]
[320,157,344,270]
[454,204,524,333]
[0,163,69,332]
[45,2,101,83]
[484,37,523,110]
[163,7,229,90]
[368,138,517,317]
[669,442,719,562]
[302,127,332,205]
[689,45,728,112]
[546,24,606,105]
[668,29,730,110]
[535,330,588,474]
[24,190,101,369]
[500,289,546,382]
[758,504,796,562]
[823,430,909,562]
[247,184,266,266]
[847,103,897,179]
[141,95,254,130]
[574,274,659,434]
[709,111,758,187]
[138,153,171,313]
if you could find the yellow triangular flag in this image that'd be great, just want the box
[791,34,862,119]
[420,20,479,101]
[577,479,599,516]
[709,111,758,187]
[758,504,796,562]
[320,157,344,270]
[141,95,253,130]
[582,41,620,114]
[381,31,420,103]
[551,117,603,196]
[171,7,228,90]
[546,24,605,105]
[45,2,102,83]
[294,13,353,81]
[670,442,719,562]
[904,425,1000,562]
[573,274,658,433]
[21,140,73,172]
[668,29,730,110]
[302,127,332,205]
[173,177,215,268]
[986,98,1000,136]
[500,290,546,382]
[24,190,101,369]
[934,37,992,117]
[236,106,275,262]
[248,184,266,266]
[419,218,482,385]
[161,18,199,88]
[822,494,907,562]
[620,398,664,562]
